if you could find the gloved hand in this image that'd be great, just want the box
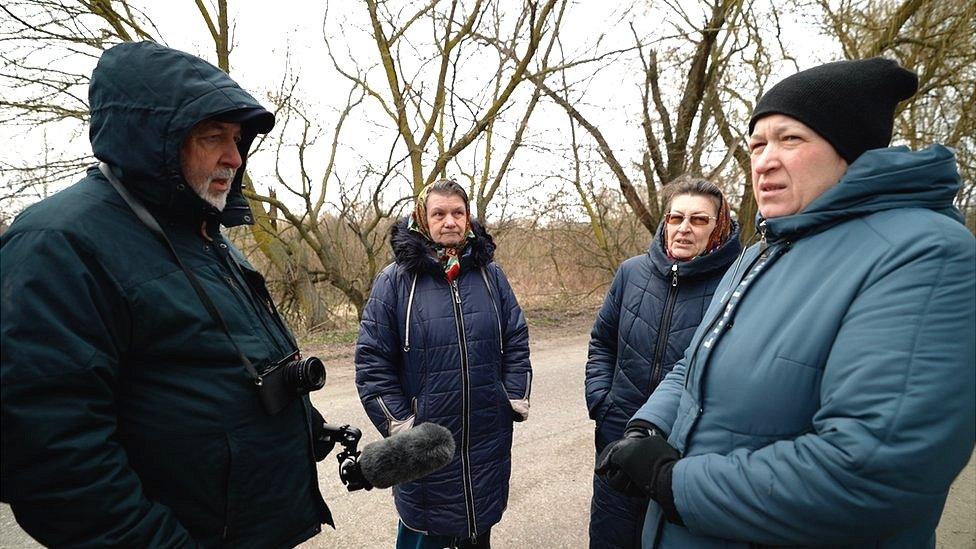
[310,406,336,462]
[595,423,683,524]
[594,424,657,497]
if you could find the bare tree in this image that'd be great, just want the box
[242,81,409,320]
[528,0,782,244]
[0,1,340,326]
[812,0,976,232]
[243,0,568,319]
[324,0,560,213]
[2,0,570,322]
[0,1,159,210]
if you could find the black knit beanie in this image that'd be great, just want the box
[749,57,918,163]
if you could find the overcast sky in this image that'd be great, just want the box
[1,1,839,220]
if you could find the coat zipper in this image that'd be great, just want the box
[301,398,330,523]
[403,273,418,352]
[649,263,680,391]
[212,242,293,357]
[683,247,769,390]
[376,395,396,422]
[222,243,297,350]
[681,243,787,451]
[450,279,478,539]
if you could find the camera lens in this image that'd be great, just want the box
[284,357,326,393]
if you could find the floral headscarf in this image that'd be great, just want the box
[409,181,475,282]
[704,195,733,253]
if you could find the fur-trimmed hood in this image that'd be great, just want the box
[390,216,496,275]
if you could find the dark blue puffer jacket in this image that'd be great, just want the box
[585,221,741,451]
[355,218,531,539]
[585,221,741,548]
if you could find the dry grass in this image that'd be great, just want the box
[289,214,654,354]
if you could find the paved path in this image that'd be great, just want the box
[2,328,974,547]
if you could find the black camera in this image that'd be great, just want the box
[257,351,326,415]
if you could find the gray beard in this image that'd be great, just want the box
[189,168,235,211]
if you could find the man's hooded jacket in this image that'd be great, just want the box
[355,218,531,539]
[1,42,330,548]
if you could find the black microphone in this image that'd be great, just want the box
[358,422,455,489]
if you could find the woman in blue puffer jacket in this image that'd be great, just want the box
[586,177,741,548]
[356,179,531,548]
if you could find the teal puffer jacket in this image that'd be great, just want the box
[1,42,329,548]
[633,144,975,548]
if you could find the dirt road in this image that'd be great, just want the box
[2,323,974,547]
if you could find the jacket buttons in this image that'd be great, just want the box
[176,183,186,191]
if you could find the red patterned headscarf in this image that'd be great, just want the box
[704,195,733,254]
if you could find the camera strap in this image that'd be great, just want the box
[98,162,264,385]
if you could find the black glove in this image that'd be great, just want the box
[310,406,336,462]
[594,424,656,497]
[595,423,684,524]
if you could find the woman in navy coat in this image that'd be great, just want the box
[585,177,740,548]
[356,179,531,548]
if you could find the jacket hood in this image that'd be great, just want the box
[88,41,274,227]
[761,144,963,241]
[649,218,743,279]
[390,217,496,275]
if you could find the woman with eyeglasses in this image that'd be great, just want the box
[584,176,741,548]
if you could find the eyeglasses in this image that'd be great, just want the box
[664,213,716,226]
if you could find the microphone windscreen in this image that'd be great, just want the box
[359,422,456,489]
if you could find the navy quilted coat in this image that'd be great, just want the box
[355,218,531,538]
[586,221,741,548]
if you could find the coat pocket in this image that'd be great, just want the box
[724,355,822,437]
[594,400,623,450]
[376,394,416,435]
[494,381,515,424]
[119,429,231,540]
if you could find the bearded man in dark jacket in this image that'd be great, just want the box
[1,42,331,548]
[356,179,531,548]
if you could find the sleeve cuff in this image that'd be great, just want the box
[656,460,684,525]
[510,398,530,421]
